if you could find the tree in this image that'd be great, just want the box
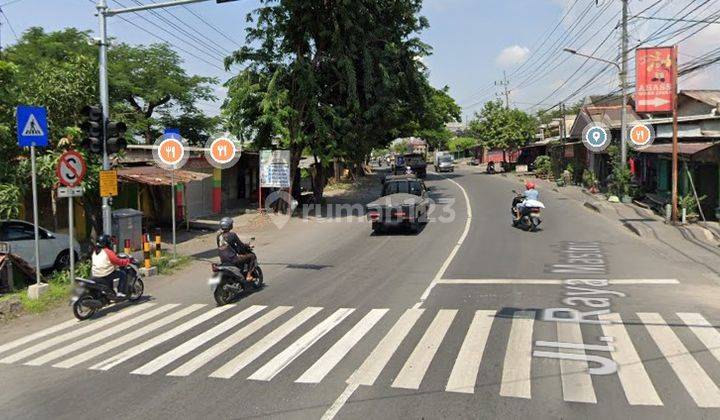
[448,137,477,152]
[224,0,432,202]
[403,86,461,150]
[536,99,583,125]
[469,100,537,161]
[109,43,217,143]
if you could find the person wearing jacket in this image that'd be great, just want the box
[216,217,256,281]
[91,234,131,298]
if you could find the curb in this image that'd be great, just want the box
[622,221,642,237]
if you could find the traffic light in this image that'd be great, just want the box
[106,121,127,154]
[80,105,103,153]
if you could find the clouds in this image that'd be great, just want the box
[495,45,530,68]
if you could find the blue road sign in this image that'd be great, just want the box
[164,128,181,136]
[17,106,49,147]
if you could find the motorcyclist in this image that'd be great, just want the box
[216,217,256,281]
[91,234,130,298]
[515,181,540,220]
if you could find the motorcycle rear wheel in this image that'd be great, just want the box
[73,295,97,320]
[213,278,235,306]
[251,266,264,290]
[128,279,144,302]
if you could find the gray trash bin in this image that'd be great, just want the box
[112,209,143,252]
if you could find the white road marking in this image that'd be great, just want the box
[248,308,355,381]
[89,305,232,371]
[321,383,360,420]
[556,321,596,403]
[0,318,79,356]
[0,303,153,364]
[296,309,388,384]
[392,309,456,390]
[677,313,720,364]
[168,306,292,377]
[210,307,322,379]
[54,304,206,369]
[435,279,680,285]
[446,310,496,394]
[414,176,472,308]
[347,308,424,386]
[499,312,534,399]
[131,305,266,376]
[639,312,720,408]
[599,313,662,406]
[25,304,179,366]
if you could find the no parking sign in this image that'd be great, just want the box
[56,150,87,187]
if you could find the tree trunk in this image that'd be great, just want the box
[289,143,303,202]
[311,155,326,203]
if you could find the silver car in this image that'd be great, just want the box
[436,156,455,172]
[0,219,82,270]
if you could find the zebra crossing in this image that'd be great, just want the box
[2,303,720,408]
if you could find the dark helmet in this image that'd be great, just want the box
[219,217,234,231]
[96,234,112,249]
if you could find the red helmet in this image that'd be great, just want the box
[525,181,535,190]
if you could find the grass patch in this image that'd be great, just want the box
[151,254,192,275]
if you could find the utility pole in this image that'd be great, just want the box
[620,0,629,167]
[559,102,566,140]
[495,71,511,109]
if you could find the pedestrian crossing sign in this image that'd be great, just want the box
[16,105,49,147]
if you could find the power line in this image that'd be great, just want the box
[0,7,18,40]
[633,15,720,24]
[182,3,240,47]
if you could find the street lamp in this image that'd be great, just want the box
[563,48,628,167]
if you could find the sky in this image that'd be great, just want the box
[1,0,718,120]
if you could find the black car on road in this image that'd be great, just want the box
[366,175,430,233]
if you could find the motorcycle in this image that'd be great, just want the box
[71,254,144,320]
[208,238,264,306]
[487,161,496,174]
[511,190,545,232]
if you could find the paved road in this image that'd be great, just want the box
[2,166,720,420]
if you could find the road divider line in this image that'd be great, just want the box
[414,176,472,308]
[500,311,534,399]
[435,279,680,285]
[248,308,355,381]
[347,308,424,386]
[89,305,232,371]
[296,309,388,384]
[209,307,322,379]
[54,304,207,369]
[392,309,457,390]
[0,303,154,364]
[168,306,291,377]
[557,321,597,403]
[638,312,720,408]
[25,304,179,367]
[131,305,267,376]
[446,310,496,394]
[599,313,663,406]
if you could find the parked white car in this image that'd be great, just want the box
[0,219,81,271]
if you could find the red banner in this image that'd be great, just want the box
[635,47,676,113]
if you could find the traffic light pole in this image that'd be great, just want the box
[97,0,112,235]
[95,0,230,235]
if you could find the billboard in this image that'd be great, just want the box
[635,46,676,113]
[260,149,291,188]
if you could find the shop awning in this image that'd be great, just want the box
[638,142,718,156]
[117,166,212,186]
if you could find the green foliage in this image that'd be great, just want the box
[534,155,551,178]
[611,165,632,197]
[448,137,477,152]
[0,184,22,219]
[680,194,707,216]
[392,140,411,154]
[582,169,597,189]
[535,99,583,125]
[468,100,537,152]
[403,86,461,150]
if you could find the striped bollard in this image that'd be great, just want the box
[155,235,162,259]
[123,239,131,255]
[143,241,151,269]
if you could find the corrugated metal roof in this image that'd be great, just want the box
[682,90,720,107]
[117,166,213,186]
[638,142,718,155]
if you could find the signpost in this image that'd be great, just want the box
[99,170,119,197]
[16,106,49,295]
[581,123,611,153]
[636,46,678,221]
[56,151,87,286]
[153,134,188,261]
